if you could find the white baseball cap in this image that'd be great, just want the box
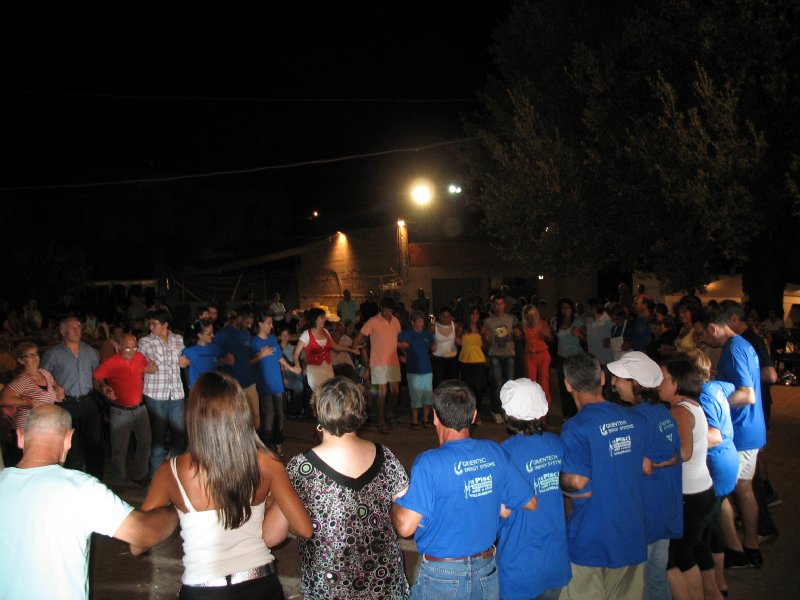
[500,378,549,421]
[607,351,663,388]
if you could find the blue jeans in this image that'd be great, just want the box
[644,539,671,600]
[489,356,515,413]
[411,554,499,600]
[145,396,186,477]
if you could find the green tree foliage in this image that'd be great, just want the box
[468,0,800,309]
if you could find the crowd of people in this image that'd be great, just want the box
[0,285,791,599]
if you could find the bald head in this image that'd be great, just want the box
[119,334,138,361]
[18,405,74,465]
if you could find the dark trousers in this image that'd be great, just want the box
[432,355,459,389]
[460,362,486,412]
[179,571,285,600]
[61,394,105,480]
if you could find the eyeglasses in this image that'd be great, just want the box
[21,352,39,359]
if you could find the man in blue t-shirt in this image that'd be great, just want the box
[393,381,536,599]
[559,352,672,600]
[700,304,767,568]
[214,308,259,428]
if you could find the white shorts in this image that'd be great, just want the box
[737,449,759,481]
[371,364,401,385]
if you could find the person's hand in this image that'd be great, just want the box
[178,356,190,369]
[103,384,117,401]
[223,353,235,365]
[54,384,65,401]
[260,346,274,358]
[291,365,301,375]
[148,360,159,372]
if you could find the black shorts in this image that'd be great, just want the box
[668,486,716,572]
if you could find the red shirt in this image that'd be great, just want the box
[93,352,148,407]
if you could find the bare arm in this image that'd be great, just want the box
[293,339,306,367]
[392,503,423,538]
[116,507,178,556]
[707,426,722,449]
[727,386,755,408]
[762,366,778,385]
[500,495,537,518]
[671,404,696,462]
[560,472,592,499]
[0,384,32,407]
[263,454,312,539]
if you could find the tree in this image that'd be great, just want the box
[467,0,800,312]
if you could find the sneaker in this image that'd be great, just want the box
[766,491,783,508]
[743,546,764,568]
[758,531,779,544]
[492,412,504,424]
[723,548,749,569]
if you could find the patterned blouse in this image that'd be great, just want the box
[287,443,410,599]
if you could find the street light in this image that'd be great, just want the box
[448,184,462,194]
[410,179,434,206]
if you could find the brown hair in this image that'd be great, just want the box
[504,414,546,436]
[683,348,712,383]
[314,376,367,436]
[185,372,263,529]
[14,342,38,361]
[522,304,540,329]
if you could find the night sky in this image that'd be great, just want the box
[3,4,511,278]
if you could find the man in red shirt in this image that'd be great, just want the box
[93,334,156,486]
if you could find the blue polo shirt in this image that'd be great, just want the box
[181,343,224,388]
[214,325,255,388]
[397,329,434,374]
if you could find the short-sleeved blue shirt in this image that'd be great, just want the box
[699,381,739,496]
[561,401,673,568]
[214,324,255,388]
[181,343,224,388]
[251,334,284,395]
[632,402,683,542]
[397,329,434,374]
[498,433,571,599]
[396,437,534,558]
[715,336,766,450]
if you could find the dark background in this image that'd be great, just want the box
[2,4,511,279]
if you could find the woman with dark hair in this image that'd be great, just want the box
[293,308,358,393]
[675,296,703,352]
[0,342,65,465]
[607,351,682,600]
[251,312,301,456]
[555,298,584,419]
[658,356,719,600]
[431,306,459,388]
[497,378,569,600]
[140,372,312,599]
[286,377,410,599]
[457,306,487,424]
[181,319,233,389]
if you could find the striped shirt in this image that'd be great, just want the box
[8,369,58,428]
[138,332,185,401]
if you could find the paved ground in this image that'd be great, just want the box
[91,384,800,599]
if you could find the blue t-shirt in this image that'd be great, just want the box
[561,401,673,568]
[699,381,739,496]
[498,433,571,599]
[396,437,534,558]
[397,329,434,374]
[632,402,683,542]
[251,334,284,395]
[631,316,653,352]
[214,325,255,388]
[716,336,766,451]
[181,343,224,388]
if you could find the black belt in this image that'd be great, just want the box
[109,403,144,411]
[65,394,93,402]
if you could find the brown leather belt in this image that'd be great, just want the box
[423,546,495,562]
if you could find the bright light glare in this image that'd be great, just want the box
[448,184,462,194]
[409,179,434,206]
[397,219,406,228]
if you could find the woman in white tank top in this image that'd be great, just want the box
[138,372,312,598]
[431,306,460,387]
[659,356,718,600]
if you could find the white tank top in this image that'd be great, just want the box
[677,401,714,494]
[433,321,457,358]
[170,458,273,584]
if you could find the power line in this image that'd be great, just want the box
[3,89,481,104]
[0,137,480,193]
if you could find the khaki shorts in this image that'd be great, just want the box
[560,562,644,600]
[737,449,759,481]
[243,383,260,429]
[371,364,401,385]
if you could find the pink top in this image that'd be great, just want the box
[360,314,401,367]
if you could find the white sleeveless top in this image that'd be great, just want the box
[170,458,273,584]
[677,401,714,495]
[433,321,457,358]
